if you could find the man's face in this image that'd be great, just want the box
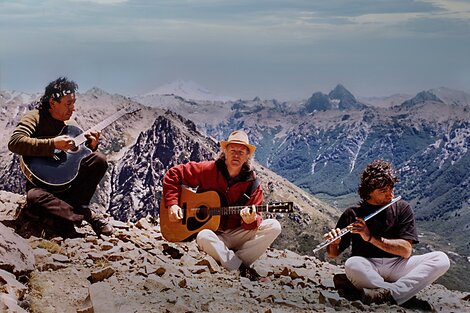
[225,143,250,171]
[49,93,76,121]
[367,186,394,206]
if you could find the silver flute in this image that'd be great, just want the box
[313,196,402,253]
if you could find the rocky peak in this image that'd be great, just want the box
[231,100,248,111]
[85,87,111,98]
[107,111,218,222]
[400,90,444,108]
[303,85,366,112]
[304,92,331,112]
[328,84,366,110]
[329,84,354,101]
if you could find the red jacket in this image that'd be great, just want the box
[162,159,263,230]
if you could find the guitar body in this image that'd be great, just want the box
[21,125,92,191]
[160,188,223,242]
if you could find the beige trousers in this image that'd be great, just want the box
[196,219,281,271]
[345,251,450,304]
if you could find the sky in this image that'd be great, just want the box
[1,0,470,100]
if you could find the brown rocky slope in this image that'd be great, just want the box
[1,191,470,313]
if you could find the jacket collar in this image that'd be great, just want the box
[215,159,255,186]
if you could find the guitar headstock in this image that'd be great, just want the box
[267,201,294,213]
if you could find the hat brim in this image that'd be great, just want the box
[220,140,256,155]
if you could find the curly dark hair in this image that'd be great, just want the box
[358,159,398,200]
[38,77,78,110]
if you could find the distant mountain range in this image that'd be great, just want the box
[1,83,469,291]
[135,83,470,257]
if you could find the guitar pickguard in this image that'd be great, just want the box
[186,205,211,231]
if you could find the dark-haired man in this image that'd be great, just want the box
[8,77,113,237]
[324,159,449,309]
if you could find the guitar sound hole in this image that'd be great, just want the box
[195,206,209,221]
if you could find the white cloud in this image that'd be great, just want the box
[422,0,470,14]
[70,0,128,4]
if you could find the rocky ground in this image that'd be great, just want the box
[2,190,470,313]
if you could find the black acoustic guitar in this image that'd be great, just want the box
[160,187,294,242]
[20,105,140,191]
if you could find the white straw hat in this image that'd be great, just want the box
[220,130,256,154]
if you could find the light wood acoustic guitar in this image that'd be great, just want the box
[160,186,294,242]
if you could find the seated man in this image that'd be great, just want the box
[8,77,113,238]
[324,159,450,309]
[162,130,281,281]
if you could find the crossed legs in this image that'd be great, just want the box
[345,251,450,304]
[196,219,282,270]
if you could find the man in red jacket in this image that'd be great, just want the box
[163,130,281,281]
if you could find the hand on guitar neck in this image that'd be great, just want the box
[240,205,257,224]
[53,130,101,152]
[83,130,101,150]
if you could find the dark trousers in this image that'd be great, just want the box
[26,152,108,223]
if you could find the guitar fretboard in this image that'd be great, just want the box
[189,203,293,216]
[73,108,135,145]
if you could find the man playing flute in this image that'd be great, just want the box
[324,159,449,310]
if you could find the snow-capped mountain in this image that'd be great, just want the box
[0,90,39,106]
[140,80,235,102]
[430,87,470,107]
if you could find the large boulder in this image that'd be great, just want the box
[0,222,35,276]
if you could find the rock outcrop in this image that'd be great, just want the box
[0,193,34,312]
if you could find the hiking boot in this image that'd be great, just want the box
[402,296,435,312]
[79,205,113,236]
[42,216,82,239]
[88,216,113,236]
[14,211,81,239]
[239,264,261,282]
[12,205,55,238]
[361,288,396,305]
[14,217,44,239]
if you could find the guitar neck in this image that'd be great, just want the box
[200,203,291,216]
[73,109,130,145]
